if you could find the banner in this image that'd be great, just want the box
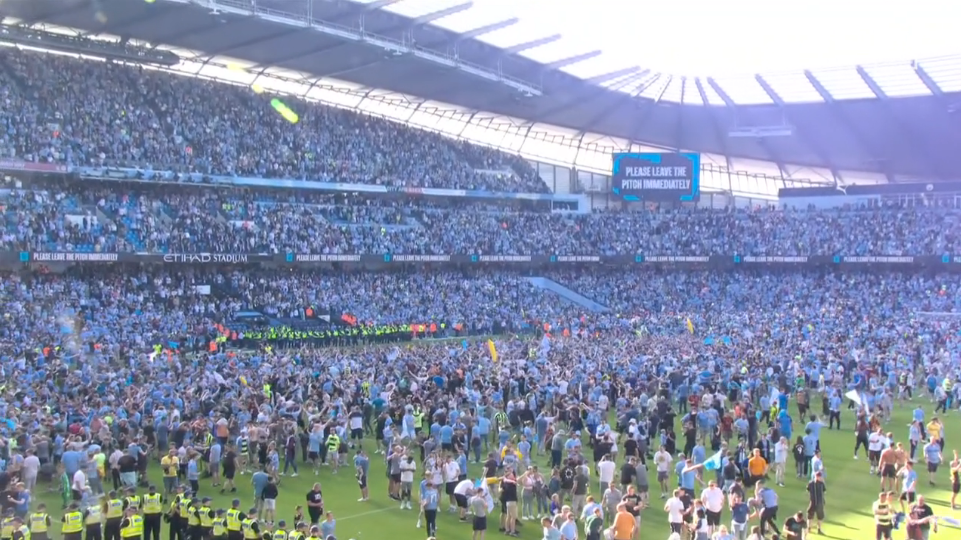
[612,152,700,202]
[0,159,69,174]
[6,251,960,268]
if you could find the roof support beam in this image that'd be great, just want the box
[856,66,888,99]
[453,18,518,42]
[756,76,841,184]
[857,68,944,179]
[543,50,601,70]
[502,34,561,55]
[803,70,835,103]
[706,77,736,107]
[675,77,687,151]
[535,70,650,130]
[409,2,473,27]
[754,75,785,106]
[652,75,673,103]
[585,66,642,85]
[804,70,893,182]
[912,62,944,96]
[694,79,732,171]
[363,0,408,10]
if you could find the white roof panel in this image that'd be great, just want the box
[683,78,703,105]
[760,72,823,103]
[711,76,774,105]
[638,75,672,100]
[917,55,961,92]
[862,62,931,97]
[807,68,876,100]
[659,77,684,103]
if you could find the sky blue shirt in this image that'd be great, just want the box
[423,489,439,511]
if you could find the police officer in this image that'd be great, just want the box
[10,517,28,540]
[84,498,103,540]
[225,500,244,540]
[211,511,227,540]
[119,508,142,540]
[198,498,215,540]
[240,509,260,540]
[272,521,288,540]
[2,509,16,540]
[287,523,306,540]
[142,486,164,540]
[28,504,51,540]
[62,503,84,540]
[186,498,202,540]
[176,491,193,540]
[167,485,187,540]
[104,491,125,540]
[123,488,142,514]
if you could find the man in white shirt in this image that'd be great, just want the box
[774,436,789,487]
[700,481,725,536]
[868,428,884,474]
[443,458,461,512]
[453,478,475,521]
[597,455,616,494]
[399,454,416,509]
[71,468,88,502]
[654,446,673,499]
[664,489,685,536]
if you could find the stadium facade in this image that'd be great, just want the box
[6,0,961,207]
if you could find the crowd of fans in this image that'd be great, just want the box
[0,49,545,192]
[2,179,961,255]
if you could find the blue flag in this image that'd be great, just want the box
[703,450,723,471]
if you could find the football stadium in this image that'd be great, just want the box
[0,1,958,540]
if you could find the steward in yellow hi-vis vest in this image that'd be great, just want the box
[28,503,51,540]
[141,486,164,540]
[61,503,84,540]
[104,491,124,540]
[83,503,103,540]
[211,509,227,540]
[119,508,142,540]
[10,517,29,540]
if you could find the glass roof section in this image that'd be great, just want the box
[352,0,961,104]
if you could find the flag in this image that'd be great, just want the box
[686,318,694,334]
[844,389,861,405]
[703,450,723,471]
[487,339,498,363]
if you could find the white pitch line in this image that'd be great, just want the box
[337,507,396,521]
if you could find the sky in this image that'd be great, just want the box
[368,0,957,77]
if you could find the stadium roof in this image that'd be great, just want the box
[8,0,961,185]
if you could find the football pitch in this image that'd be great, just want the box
[26,403,961,540]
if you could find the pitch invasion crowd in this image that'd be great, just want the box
[1,180,961,256]
[0,260,960,540]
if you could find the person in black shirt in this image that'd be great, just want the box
[220,447,237,495]
[783,511,806,540]
[679,490,694,529]
[559,462,576,501]
[621,485,643,520]
[305,484,323,525]
[906,496,936,540]
[483,455,498,479]
[806,471,826,534]
[619,461,636,489]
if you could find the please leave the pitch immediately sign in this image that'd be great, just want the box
[611,152,701,202]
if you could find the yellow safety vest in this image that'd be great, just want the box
[2,518,14,538]
[28,514,47,533]
[187,507,201,527]
[273,531,287,540]
[178,500,191,518]
[288,533,304,540]
[106,500,124,519]
[241,519,258,540]
[16,526,29,540]
[142,494,162,515]
[125,496,141,510]
[120,516,143,538]
[212,519,227,537]
[199,509,214,528]
[62,513,83,533]
[85,507,102,525]
[225,510,241,532]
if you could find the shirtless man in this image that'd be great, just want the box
[879,440,899,492]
